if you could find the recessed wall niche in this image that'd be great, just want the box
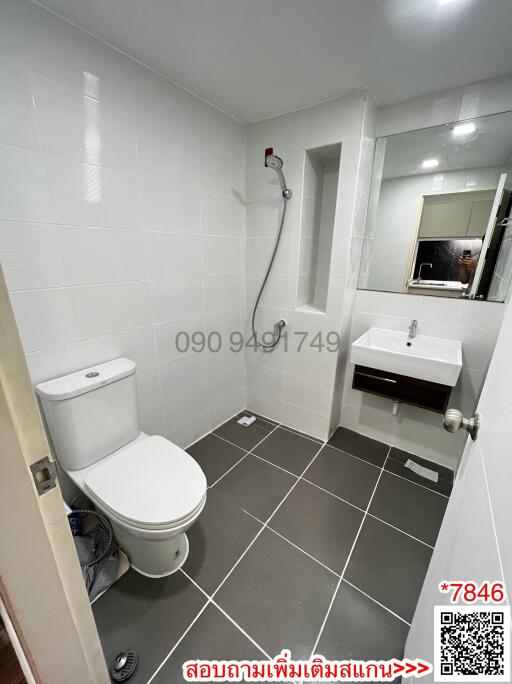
[297,143,341,312]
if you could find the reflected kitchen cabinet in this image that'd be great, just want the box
[418,191,495,239]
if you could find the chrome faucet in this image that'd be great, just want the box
[408,319,418,341]
[418,262,433,281]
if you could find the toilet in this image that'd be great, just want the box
[35,358,207,578]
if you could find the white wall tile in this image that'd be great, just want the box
[58,227,147,285]
[136,366,161,413]
[202,237,242,275]
[0,144,54,222]
[165,411,210,449]
[161,378,209,434]
[25,326,157,384]
[200,193,244,236]
[246,237,291,274]
[150,275,203,323]
[45,155,143,228]
[377,86,463,137]
[0,61,38,149]
[136,114,198,188]
[458,74,512,122]
[18,0,134,109]
[0,0,246,449]
[204,274,243,311]
[154,314,205,364]
[11,288,75,352]
[32,72,138,173]
[147,233,202,278]
[159,353,207,398]
[140,404,164,436]
[141,181,200,234]
[280,401,329,441]
[71,281,151,341]
[284,343,337,386]
[0,223,65,290]
[283,373,332,415]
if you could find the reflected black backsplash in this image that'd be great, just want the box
[413,239,482,281]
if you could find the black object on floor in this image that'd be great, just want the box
[110,651,138,682]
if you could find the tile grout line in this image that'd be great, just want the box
[239,451,436,550]
[145,424,324,684]
[240,508,418,627]
[250,452,301,479]
[209,424,281,488]
[309,447,392,659]
[383,467,450,499]
[209,439,328,602]
[208,453,248,489]
[180,568,273,660]
[342,579,412,627]
[326,441,451,498]
[366,512,434,550]
[145,599,212,684]
[241,509,341,579]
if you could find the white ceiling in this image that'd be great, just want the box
[382,111,512,179]
[34,0,512,123]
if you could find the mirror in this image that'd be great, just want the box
[359,110,512,301]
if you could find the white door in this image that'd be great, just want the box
[405,294,512,680]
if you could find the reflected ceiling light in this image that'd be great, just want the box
[421,158,440,169]
[439,0,456,5]
[453,122,476,136]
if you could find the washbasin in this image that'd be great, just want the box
[351,327,462,386]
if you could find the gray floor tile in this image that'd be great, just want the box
[185,488,262,594]
[386,448,453,496]
[214,415,274,451]
[215,528,338,659]
[214,454,296,520]
[345,516,432,623]
[93,570,206,684]
[370,471,448,546]
[270,480,363,573]
[253,426,321,475]
[303,445,380,509]
[152,603,263,683]
[328,427,388,467]
[316,581,409,660]
[187,433,246,485]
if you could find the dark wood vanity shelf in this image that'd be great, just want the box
[352,365,452,413]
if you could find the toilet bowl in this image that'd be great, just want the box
[68,433,207,577]
[36,358,207,578]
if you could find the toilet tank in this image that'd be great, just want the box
[36,358,139,471]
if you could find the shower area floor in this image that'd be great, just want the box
[92,412,452,683]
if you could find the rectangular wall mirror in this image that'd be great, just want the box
[359,110,512,301]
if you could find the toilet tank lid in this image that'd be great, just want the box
[35,358,136,401]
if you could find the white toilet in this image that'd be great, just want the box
[36,358,207,578]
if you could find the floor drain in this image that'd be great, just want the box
[110,651,138,682]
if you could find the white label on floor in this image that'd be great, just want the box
[405,458,439,483]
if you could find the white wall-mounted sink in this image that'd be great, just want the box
[351,327,462,386]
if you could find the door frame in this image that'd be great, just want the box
[0,267,109,684]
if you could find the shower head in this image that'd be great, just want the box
[265,154,283,170]
[264,150,292,199]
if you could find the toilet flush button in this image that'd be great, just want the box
[85,371,99,378]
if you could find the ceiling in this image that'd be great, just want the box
[34,0,512,123]
[382,110,512,179]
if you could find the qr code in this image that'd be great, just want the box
[435,606,510,681]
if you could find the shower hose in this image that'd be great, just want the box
[251,195,289,349]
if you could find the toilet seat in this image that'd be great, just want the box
[84,435,207,530]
